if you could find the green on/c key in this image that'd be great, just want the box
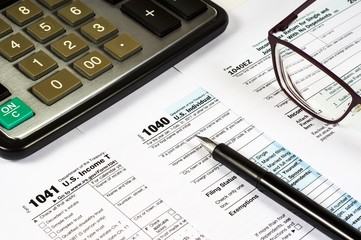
[0,97,34,130]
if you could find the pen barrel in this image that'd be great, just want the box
[213,144,266,186]
[212,143,361,240]
[259,173,361,240]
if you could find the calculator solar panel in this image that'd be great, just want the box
[0,0,228,159]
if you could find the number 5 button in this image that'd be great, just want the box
[32,69,82,105]
[27,16,65,43]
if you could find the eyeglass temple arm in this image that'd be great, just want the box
[270,0,317,33]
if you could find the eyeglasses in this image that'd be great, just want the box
[268,0,361,123]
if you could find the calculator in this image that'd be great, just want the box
[0,0,228,159]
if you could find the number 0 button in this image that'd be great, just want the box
[32,69,83,105]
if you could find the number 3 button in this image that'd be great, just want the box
[32,69,83,105]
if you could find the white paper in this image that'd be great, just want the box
[177,0,361,201]
[1,0,360,240]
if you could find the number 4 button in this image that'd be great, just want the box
[0,32,35,62]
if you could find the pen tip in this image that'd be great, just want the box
[196,135,217,153]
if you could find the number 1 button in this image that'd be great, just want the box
[18,51,58,80]
[32,69,82,105]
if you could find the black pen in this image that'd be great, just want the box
[196,136,361,240]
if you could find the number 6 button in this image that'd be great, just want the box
[57,1,95,26]
[32,69,82,105]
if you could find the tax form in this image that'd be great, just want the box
[177,0,361,200]
[79,69,360,239]
[1,0,361,239]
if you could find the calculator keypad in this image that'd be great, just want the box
[0,0,224,157]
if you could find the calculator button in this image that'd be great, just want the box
[32,69,82,105]
[27,16,65,43]
[57,1,95,27]
[156,0,207,20]
[0,0,20,10]
[106,0,121,4]
[80,17,118,44]
[0,32,35,61]
[104,33,142,61]
[73,51,113,80]
[5,0,43,26]
[0,84,11,101]
[37,0,71,10]
[0,19,13,38]
[0,97,34,130]
[18,50,58,80]
[121,0,181,37]
[50,33,88,61]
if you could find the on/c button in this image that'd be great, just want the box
[0,97,34,130]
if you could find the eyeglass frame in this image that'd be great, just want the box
[268,0,361,124]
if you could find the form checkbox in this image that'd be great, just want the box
[295,224,302,230]
[168,209,175,215]
[38,222,46,229]
[49,232,57,238]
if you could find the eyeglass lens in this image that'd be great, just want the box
[273,1,361,121]
[275,43,353,121]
